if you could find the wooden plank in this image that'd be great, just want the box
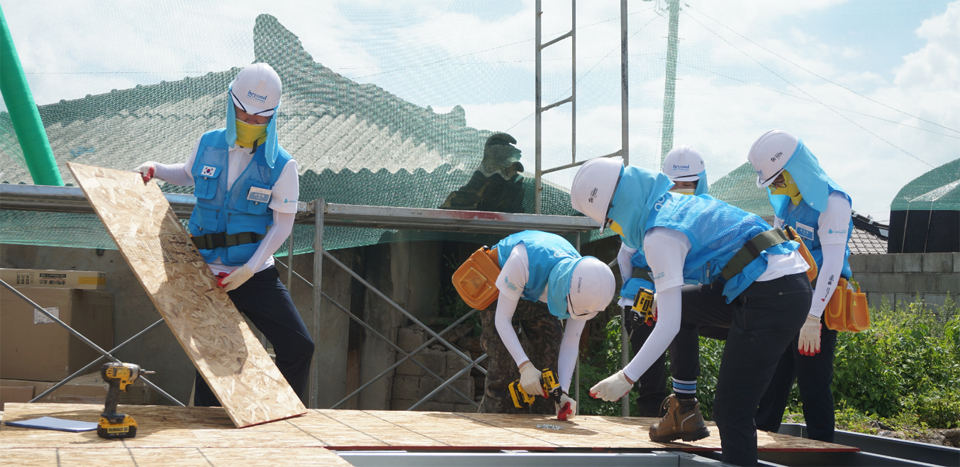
[66,163,305,428]
[1,403,860,454]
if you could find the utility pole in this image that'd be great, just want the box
[659,0,680,166]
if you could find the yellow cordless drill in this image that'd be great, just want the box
[628,288,655,328]
[508,368,562,409]
[97,362,152,439]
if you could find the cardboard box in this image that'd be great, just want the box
[0,268,107,291]
[0,385,35,410]
[1,373,156,406]
[1,288,114,381]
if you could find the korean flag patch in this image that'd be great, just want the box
[201,166,217,177]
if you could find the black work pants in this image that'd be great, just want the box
[670,273,811,466]
[194,266,315,407]
[755,316,838,442]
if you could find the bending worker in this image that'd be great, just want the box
[749,130,853,443]
[475,230,615,419]
[571,158,811,466]
[135,63,314,406]
[619,146,709,416]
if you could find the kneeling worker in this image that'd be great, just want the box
[458,230,615,419]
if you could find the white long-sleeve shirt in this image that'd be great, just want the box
[494,243,583,393]
[774,192,852,318]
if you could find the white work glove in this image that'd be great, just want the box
[798,314,821,357]
[134,162,157,183]
[220,265,254,292]
[518,361,546,397]
[556,393,577,421]
[590,370,633,402]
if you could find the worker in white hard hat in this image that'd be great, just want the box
[474,230,615,420]
[570,158,811,466]
[134,63,314,407]
[618,146,711,417]
[748,130,853,444]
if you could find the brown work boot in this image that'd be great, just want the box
[649,394,710,442]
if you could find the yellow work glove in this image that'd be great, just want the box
[220,265,255,292]
[798,314,821,356]
[519,361,546,397]
[589,370,633,402]
[556,393,577,421]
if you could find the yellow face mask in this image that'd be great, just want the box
[235,119,268,148]
[769,170,803,206]
[671,188,695,196]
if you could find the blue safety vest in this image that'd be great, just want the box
[777,193,853,280]
[495,231,580,304]
[188,129,292,266]
[646,193,799,302]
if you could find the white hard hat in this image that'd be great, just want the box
[747,130,799,188]
[567,257,615,321]
[662,146,704,181]
[570,157,624,233]
[230,63,282,116]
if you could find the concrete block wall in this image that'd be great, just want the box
[848,252,959,312]
[390,326,476,412]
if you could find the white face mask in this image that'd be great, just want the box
[671,188,695,195]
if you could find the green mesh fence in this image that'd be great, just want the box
[1,2,956,253]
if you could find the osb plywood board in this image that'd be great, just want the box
[1,403,858,455]
[66,163,305,428]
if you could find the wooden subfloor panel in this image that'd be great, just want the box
[67,163,305,428]
[2,403,859,459]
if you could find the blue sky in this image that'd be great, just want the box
[2,0,958,222]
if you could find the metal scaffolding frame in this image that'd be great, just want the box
[0,278,182,407]
[0,184,600,411]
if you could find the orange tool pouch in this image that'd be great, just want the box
[823,278,870,332]
[452,246,501,310]
[784,226,818,283]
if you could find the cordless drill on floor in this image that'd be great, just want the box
[97,362,153,439]
[508,368,562,409]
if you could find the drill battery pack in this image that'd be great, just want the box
[97,415,137,439]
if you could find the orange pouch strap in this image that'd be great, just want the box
[784,226,818,283]
[452,247,502,310]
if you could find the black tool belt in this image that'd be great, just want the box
[191,231,264,250]
[719,228,790,281]
[631,268,653,282]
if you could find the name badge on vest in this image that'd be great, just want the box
[247,186,272,204]
[795,222,815,241]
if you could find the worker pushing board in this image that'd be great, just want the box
[68,161,305,428]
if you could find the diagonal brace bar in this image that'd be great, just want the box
[321,292,480,409]
[32,318,168,403]
[409,354,488,411]
[321,249,478,367]
[0,280,184,406]
[274,258,484,408]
